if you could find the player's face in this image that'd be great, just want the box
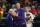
[16,3,20,9]
[25,7,29,12]
[9,10,13,14]
[12,5,15,9]
[9,11,12,14]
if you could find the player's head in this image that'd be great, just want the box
[12,4,15,9]
[15,2,21,10]
[8,9,13,14]
[25,6,29,12]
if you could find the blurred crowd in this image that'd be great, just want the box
[0,0,40,27]
[0,1,40,17]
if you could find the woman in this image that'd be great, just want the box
[25,7,34,27]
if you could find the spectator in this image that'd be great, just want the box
[30,6,37,17]
[33,10,40,27]
[37,6,40,15]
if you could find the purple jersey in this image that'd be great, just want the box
[15,8,26,25]
[6,14,13,27]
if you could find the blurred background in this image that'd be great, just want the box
[0,0,40,27]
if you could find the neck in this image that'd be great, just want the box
[26,11,29,13]
[17,7,20,10]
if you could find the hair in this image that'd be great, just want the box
[25,6,29,9]
[12,4,15,6]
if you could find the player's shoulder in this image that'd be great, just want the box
[29,12,33,15]
[15,9,17,11]
[9,9,13,11]
[7,14,10,16]
[20,8,24,11]
[6,14,10,17]
[10,9,13,10]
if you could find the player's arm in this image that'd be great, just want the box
[12,11,18,16]
[30,14,34,22]
[8,9,18,16]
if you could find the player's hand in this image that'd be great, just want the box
[9,9,18,17]
[12,11,18,17]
